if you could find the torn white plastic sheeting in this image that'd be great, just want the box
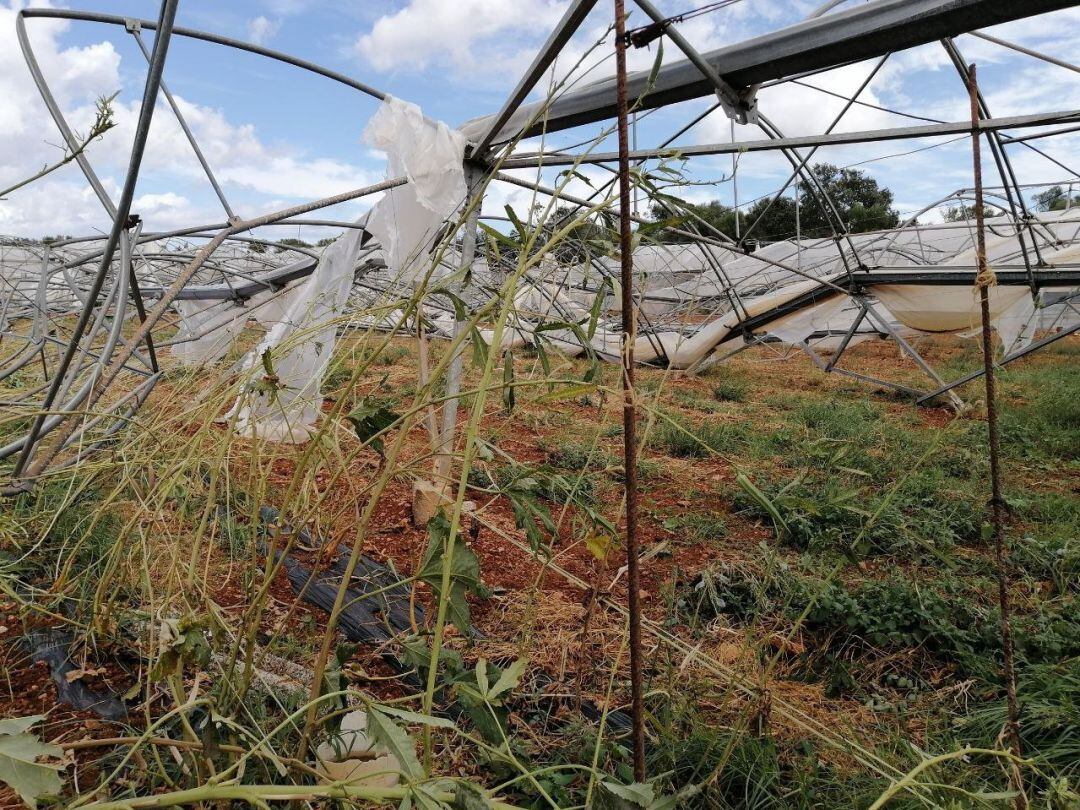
[765,292,855,347]
[224,97,466,443]
[986,291,1036,355]
[1036,285,1080,332]
[226,229,365,443]
[487,274,856,368]
[870,284,1035,350]
[170,292,279,366]
[363,95,467,286]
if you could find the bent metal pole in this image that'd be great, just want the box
[12,0,179,477]
[614,0,646,783]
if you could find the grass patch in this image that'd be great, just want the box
[662,511,726,544]
[711,376,750,403]
[648,416,748,458]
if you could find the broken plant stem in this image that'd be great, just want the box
[0,94,117,200]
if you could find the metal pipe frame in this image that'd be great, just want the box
[1,0,1077,484]
[500,108,1080,168]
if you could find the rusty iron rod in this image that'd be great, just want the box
[968,62,1027,810]
[614,0,646,783]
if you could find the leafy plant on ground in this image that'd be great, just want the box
[736,438,983,558]
[419,511,484,634]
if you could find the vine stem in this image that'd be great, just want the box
[72,782,520,810]
[867,747,1030,810]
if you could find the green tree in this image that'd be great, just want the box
[649,164,898,246]
[941,203,1003,222]
[1032,185,1080,212]
[275,237,313,253]
[741,196,800,243]
[793,163,898,238]
[648,199,739,243]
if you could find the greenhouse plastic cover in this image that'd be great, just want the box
[224,96,467,442]
[363,95,467,286]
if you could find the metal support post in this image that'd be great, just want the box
[967,63,1026,810]
[615,0,646,783]
[436,165,484,483]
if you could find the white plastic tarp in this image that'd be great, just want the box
[224,96,467,442]
[363,96,467,286]
[226,230,364,442]
[870,284,1035,351]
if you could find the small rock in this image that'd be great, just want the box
[411,481,451,527]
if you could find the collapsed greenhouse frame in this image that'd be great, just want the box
[0,0,1078,804]
[0,0,1078,479]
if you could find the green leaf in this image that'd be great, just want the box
[418,512,483,634]
[602,780,654,807]
[736,472,790,538]
[504,205,528,242]
[470,327,490,368]
[487,658,527,700]
[642,39,663,96]
[587,278,610,340]
[346,397,399,455]
[478,221,515,248]
[374,706,456,730]
[0,717,63,809]
[535,383,596,404]
[556,169,594,188]
[637,215,686,239]
[505,488,556,555]
[0,717,42,737]
[406,784,446,810]
[365,707,422,779]
[260,347,275,377]
[474,658,490,695]
[650,784,702,809]
[453,780,494,809]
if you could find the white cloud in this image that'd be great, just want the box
[355,0,568,78]
[247,15,281,46]
[133,191,188,210]
[0,1,382,236]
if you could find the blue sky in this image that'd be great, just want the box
[1,0,1077,239]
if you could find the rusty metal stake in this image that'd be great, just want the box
[614,0,646,783]
[968,63,1027,810]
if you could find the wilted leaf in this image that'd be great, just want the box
[346,398,399,455]
[502,350,515,414]
[365,707,421,779]
[586,532,614,562]
[419,512,483,634]
[0,716,63,809]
